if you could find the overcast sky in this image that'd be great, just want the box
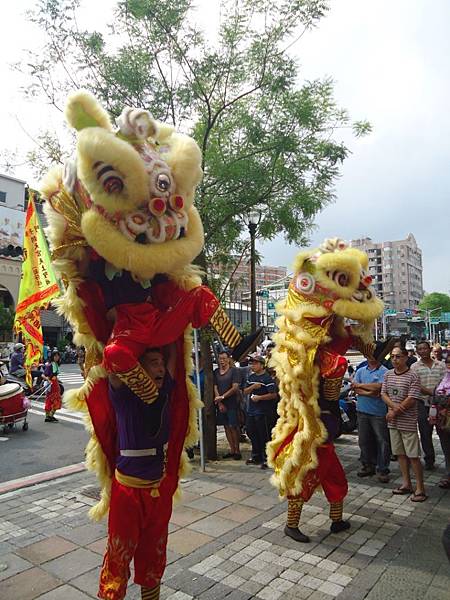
[1,1,449,294]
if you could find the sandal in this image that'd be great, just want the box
[392,486,413,495]
[410,492,428,502]
[438,478,450,489]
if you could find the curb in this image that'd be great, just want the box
[0,462,85,495]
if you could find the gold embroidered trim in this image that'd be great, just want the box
[322,377,344,403]
[116,364,158,404]
[210,305,242,348]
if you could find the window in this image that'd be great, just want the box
[0,191,6,203]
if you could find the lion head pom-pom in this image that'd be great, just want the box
[116,107,157,140]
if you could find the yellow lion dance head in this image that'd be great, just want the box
[289,237,383,324]
[52,90,204,280]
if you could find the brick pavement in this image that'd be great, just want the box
[0,433,449,599]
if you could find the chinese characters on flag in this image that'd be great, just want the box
[14,195,60,386]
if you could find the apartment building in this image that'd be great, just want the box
[350,234,423,312]
[220,259,287,302]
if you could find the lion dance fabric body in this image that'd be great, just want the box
[41,92,254,600]
[267,239,383,541]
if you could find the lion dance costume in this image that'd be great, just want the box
[41,92,262,599]
[267,239,384,543]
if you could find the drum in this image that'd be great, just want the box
[0,383,26,424]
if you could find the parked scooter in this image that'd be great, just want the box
[337,380,358,435]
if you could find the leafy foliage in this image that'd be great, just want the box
[23,0,370,273]
[0,302,14,334]
[419,292,450,314]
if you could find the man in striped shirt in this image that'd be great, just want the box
[381,347,426,501]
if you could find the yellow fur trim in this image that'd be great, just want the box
[267,242,381,498]
[81,206,204,280]
[162,133,202,208]
[77,128,148,214]
[66,90,112,132]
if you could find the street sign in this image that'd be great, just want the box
[384,309,396,316]
[430,317,440,324]
[441,312,450,323]
[404,309,412,317]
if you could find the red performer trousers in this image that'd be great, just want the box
[299,444,348,503]
[44,378,62,413]
[103,283,219,373]
[98,477,174,600]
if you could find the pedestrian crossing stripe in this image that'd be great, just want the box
[29,406,84,426]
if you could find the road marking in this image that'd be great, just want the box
[30,401,85,420]
[0,437,9,442]
[28,408,85,426]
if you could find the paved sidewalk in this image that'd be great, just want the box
[0,433,449,600]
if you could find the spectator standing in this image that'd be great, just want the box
[430,356,450,489]
[213,350,241,459]
[187,352,204,459]
[352,348,390,482]
[407,349,418,367]
[43,343,50,362]
[432,345,443,362]
[381,347,426,501]
[411,341,446,470]
[243,354,277,470]
[77,346,86,378]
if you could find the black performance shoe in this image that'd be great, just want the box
[44,417,53,422]
[284,525,310,543]
[231,327,265,362]
[330,520,351,534]
[373,336,398,362]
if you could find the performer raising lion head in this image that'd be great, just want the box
[267,238,389,543]
[41,91,262,600]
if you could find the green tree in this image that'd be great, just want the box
[23,0,371,458]
[0,303,15,339]
[419,292,450,314]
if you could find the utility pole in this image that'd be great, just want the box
[248,211,260,333]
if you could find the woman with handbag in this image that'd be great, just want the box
[429,355,450,489]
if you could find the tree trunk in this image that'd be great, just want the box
[195,250,217,460]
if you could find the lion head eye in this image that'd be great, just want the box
[156,173,171,193]
[327,270,349,287]
[93,162,124,194]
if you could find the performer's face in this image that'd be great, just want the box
[140,350,166,388]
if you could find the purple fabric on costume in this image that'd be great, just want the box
[109,374,174,481]
[88,256,151,310]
